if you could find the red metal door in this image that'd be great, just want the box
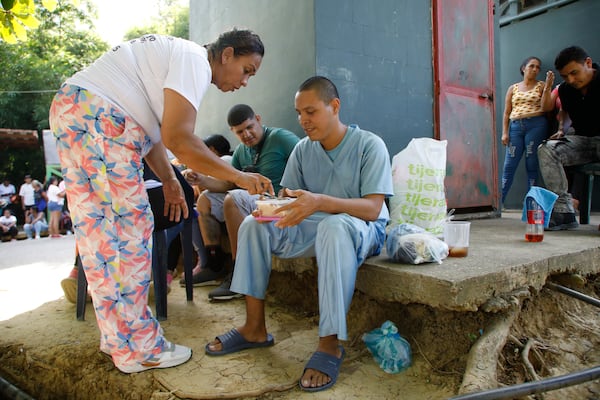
[433,0,498,211]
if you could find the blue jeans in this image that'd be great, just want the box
[501,115,548,203]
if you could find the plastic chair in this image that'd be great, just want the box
[151,219,195,320]
[571,163,600,225]
[75,222,195,321]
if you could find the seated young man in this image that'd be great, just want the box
[0,208,18,241]
[23,206,48,239]
[205,76,393,392]
[183,104,299,301]
[538,46,600,230]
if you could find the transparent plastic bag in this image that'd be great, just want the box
[386,223,448,264]
[362,320,412,374]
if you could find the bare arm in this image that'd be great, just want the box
[273,188,385,228]
[540,71,555,112]
[32,212,44,224]
[144,142,189,221]
[502,85,514,146]
[161,89,273,195]
[549,109,569,140]
[182,169,236,193]
[1,218,16,229]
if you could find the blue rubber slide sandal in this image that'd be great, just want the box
[299,346,346,392]
[205,328,274,356]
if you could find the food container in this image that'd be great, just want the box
[255,197,296,219]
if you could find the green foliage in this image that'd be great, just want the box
[0,0,108,186]
[0,0,107,130]
[124,0,189,40]
[0,0,68,43]
[1,148,45,188]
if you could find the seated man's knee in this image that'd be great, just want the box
[316,214,352,237]
[223,193,235,212]
[196,192,211,214]
[537,141,552,158]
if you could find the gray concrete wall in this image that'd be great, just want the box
[314,0,434,156]
[498,0,600,209]
[189,1,315,145]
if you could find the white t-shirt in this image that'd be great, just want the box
[66,34,212,146]
[48,184,63,204]
[58,181,66,206]
[19,183,34,206]
[0,214,16,227]
[0,183,15,199]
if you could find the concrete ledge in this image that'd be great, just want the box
[271,213,600,313]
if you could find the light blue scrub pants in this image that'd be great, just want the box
[230,212,386,340]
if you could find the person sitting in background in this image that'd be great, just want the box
[183,104,299,301]
[538,46,600,230]
[0,178,16,213]
[60,209,73,235]
[0,208,18,241]
[500,56,554,205]
[550,83,583,212]
[23,206,48,239]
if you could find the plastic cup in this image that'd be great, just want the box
[444,221,471,257]
[525,209,544,242]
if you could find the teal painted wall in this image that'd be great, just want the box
[313,0,434,156]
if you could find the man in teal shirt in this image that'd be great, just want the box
[183,104,299,299]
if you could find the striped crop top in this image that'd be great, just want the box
[509,81,545,120]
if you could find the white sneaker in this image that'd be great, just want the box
[116,342,192,373]
[35,235,40,239]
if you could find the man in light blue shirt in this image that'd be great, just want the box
[205,76,393,392]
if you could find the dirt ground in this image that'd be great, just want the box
[1,265,600,400]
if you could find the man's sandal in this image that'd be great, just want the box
[299,346,346,392]
[205,328,274,356]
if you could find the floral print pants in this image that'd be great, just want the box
[49,84,168,369]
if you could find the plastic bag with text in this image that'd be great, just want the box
[386,223,448,264]
[389,138,447,237]
[362,320,412,374]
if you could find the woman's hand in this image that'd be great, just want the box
[544,70,555,90]
[234,172,273,196]
[161,178,189,222]
[501,132,509,146]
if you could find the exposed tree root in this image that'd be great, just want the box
[522,338,545,400]
[458,300,521,395]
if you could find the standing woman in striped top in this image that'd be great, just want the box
[501,56,555,205]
